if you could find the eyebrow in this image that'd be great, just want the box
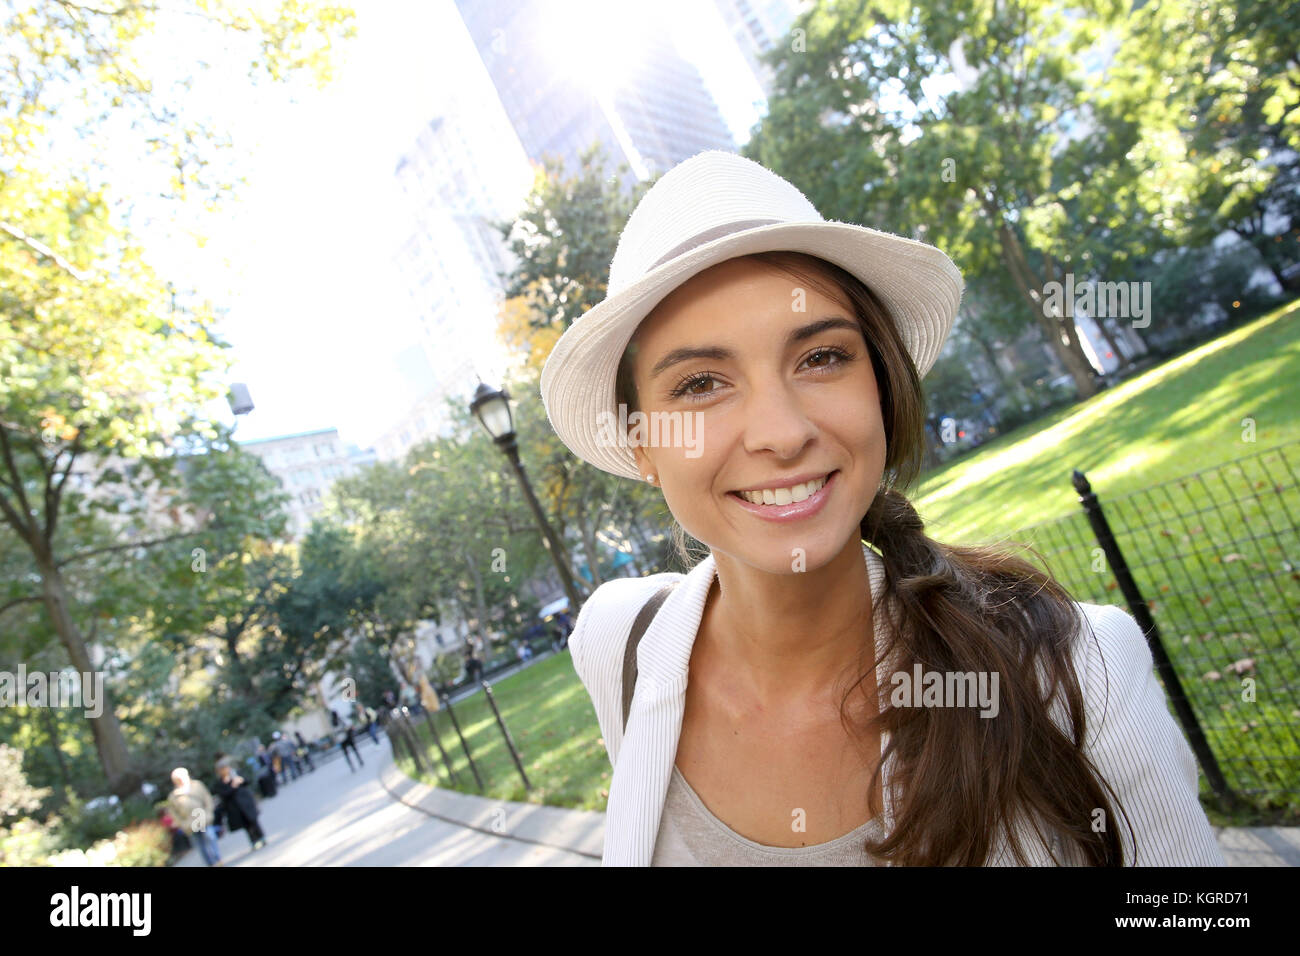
[648,316,862,378]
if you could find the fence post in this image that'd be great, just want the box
[396,710,431,778]
[1071,469,1239,812]
[481,680,532,792]
[422,707,462,787]
[440,694,485,792]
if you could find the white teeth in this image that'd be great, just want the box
[739,475,828,505]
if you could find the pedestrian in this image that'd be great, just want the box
[539,150,1224,866]
[464,652,483,685]
[358,704,379,745]
[212,759,266,851]
[294,731,316,772]
[167,767,221,867]
[272,732,301,782]
[338,722,364,772]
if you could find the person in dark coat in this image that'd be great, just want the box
[213,760,266,850]
[338,722,364,772]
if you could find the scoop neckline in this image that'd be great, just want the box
[670,764,882,854]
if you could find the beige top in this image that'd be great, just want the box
[651,764,886,866]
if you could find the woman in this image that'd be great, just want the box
[540,150,1223,867]
[213,760,267,851]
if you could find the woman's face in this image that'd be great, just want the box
[628,255,886,575]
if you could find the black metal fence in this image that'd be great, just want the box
[1009,442,1300,815]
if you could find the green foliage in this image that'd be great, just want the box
[1,0,357,203]
[499,144,644,333]
[55,790,158,849]
[0,0,355,797]
[746,0,1300,397]
[0,815,62,867]
[0,744,50,821]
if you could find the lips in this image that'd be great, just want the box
[732,472,831,505]
[727,470,839,523]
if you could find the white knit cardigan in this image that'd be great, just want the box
[567,542,1226,866]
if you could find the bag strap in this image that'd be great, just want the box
[621,583,678,732]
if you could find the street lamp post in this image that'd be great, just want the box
[469,381,584,614]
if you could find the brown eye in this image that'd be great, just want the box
[669,372,722,401]
[802,346,854,371]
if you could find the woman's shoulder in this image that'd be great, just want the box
[1070,602,1153,702]
[567,572,687,684]
[1063,601,1225,864]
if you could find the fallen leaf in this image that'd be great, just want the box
[1228,658,1256,674]
[1203,670,1222,681]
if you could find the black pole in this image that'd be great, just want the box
[480,679,532,792]
[1071,469,1239,811]
[497,434,584,613]
[395,711,431,778]
[422,707,461,787]
[440,694,485,792]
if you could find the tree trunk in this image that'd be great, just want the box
[578,513,605,588]
[34,555,139,797]
[986,204,1099,399]
[1095,317,1130,371]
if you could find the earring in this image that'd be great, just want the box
[645,473,656,485]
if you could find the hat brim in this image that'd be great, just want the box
[540,220,964,480]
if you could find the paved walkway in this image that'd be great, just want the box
[173,737,596,867]
[175,736,1297,867]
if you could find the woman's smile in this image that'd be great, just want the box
[726,469,840,522]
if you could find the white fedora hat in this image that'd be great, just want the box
[539,150,963,481]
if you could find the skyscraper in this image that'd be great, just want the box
[711,0,802,97]
[392,75,533,414]
[453,0,736,183]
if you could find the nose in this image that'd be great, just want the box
[740,377,818,460]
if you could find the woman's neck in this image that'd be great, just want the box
[702,536,876,714]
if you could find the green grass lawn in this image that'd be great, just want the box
[394,650,616,811]
[910,300,1300,825]
[397,299,1300,825]
[913,300,1300,542]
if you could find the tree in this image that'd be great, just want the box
[495,145,668,582]
[746,0,1199,398]
[0,2,355,796]
[2,0,355,203]
[1120,0,1300,293]
[498,144,645,337]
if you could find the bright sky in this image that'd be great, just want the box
[133,0,767,450]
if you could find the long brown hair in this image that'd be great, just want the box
[615,250,1134,866]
